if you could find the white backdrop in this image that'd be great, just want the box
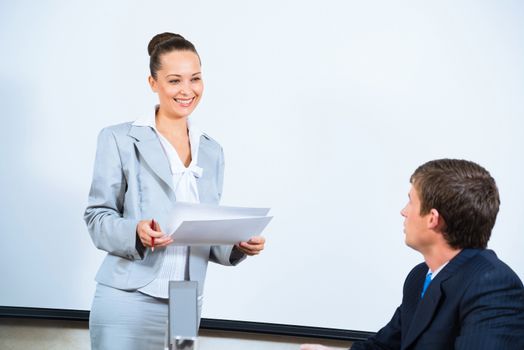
[1,0,523,333]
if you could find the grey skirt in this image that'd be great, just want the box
[90,283,169,350]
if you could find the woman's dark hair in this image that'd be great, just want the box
[410,159,500,249]
[147,32,200,79]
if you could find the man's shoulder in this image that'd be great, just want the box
[439,249,524,299]
[468,249,523,287]
[402,262,428,289]
[459,249,518,275]
[407,262,428,277]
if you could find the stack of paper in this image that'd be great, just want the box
[165,202,273,245]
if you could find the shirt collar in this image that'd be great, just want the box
[132,113,155,127]
[133,106,203,168]
[132,106,203,145]
[428,261,449,280]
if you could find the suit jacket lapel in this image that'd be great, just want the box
[195,135,215,203]
[402,249,481,349]
[128,125,175,194]
[402,280,443,349]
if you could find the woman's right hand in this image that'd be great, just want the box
[136,219,173,250]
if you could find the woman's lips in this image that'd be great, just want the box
[174,97,194,107]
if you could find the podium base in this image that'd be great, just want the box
[167,337,197,350]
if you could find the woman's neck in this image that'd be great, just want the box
[155,110,188,137]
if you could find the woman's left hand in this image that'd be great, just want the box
[235,236,266,256]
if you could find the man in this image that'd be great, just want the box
[302,159,524,350]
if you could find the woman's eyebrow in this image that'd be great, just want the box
[165,72,202,78]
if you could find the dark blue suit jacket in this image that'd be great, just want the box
[352,249,524,350]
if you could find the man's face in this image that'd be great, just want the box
[400,185,435,252]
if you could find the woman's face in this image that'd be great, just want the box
[149,50,203,119]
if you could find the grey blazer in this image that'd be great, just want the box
[84,122,245,299]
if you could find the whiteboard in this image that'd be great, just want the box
[1,0,523,333]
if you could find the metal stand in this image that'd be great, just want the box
[166,281,199,350]
[170,337,197,350]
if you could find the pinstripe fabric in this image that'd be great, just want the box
[351,249,524,350]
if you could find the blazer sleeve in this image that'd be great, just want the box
[454,267,524,350]
[350,307,402,350]
[351,264,427,350]
[84,127,143,260]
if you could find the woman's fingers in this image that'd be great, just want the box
[152,234,173,247]
[149,221,173,247]
[236,236,266,255]
[137,220,173,248]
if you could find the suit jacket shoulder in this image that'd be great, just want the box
[352,249,524,350]
[98,121,134,139]
[199,132,223,156]
[406,249,524,349]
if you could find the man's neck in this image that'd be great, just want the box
[423,246,462,272]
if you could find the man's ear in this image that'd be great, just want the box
[148,75,158,92]
[427,208,441,230]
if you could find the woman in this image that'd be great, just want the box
[84,32,265,349]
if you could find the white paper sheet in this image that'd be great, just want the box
[165,202,272,245]
[171,202,270,220]
[171,216,273,245]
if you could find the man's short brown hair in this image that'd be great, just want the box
[410,159,500,249]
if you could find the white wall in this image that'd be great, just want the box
[1,0,523,333]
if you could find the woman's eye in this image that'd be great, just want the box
[191,77,201,82]
[169,80,180,84]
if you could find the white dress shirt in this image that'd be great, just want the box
[133,110,203,298]
[427,261,449,280]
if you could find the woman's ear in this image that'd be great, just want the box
[148,75,158,92]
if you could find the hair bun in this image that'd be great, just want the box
[147,32,185,56]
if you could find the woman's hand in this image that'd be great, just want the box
[136,219,173,250]
[235,236,265,256]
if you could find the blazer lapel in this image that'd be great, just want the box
[402,281,443,349]
[128,125,175,194]
[402,249,481,349]
[195,134,216,203]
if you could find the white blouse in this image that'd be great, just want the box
[133,110,203,298]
